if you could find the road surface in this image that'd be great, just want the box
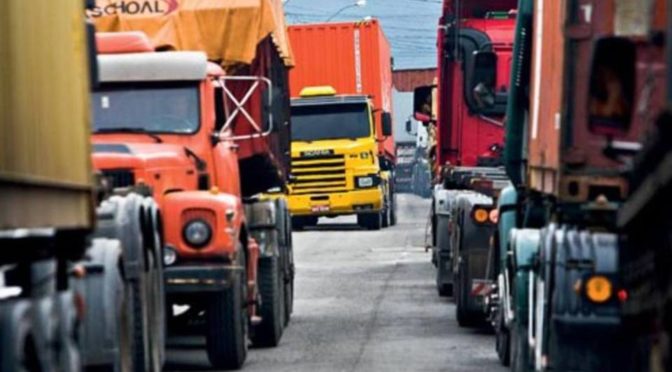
[165,194,506,372]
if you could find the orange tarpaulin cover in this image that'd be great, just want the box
[90,0,293,67]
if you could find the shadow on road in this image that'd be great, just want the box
[297,223,363,232]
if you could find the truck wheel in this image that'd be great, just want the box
[389,190,397,226]
[510,321,529,372]
[495,307,511,366]
[283,262,294,326]
[291,217,305,231]
[283,224,295,326]
[382,205,390,228]
[455,266,477,327]
[292,216,318,231]
[357,212,381,230]
[142,204,165,371]
[0,301,40,372]
[251,256,284,347]
[435,255,452,297]
[95,195,155,372]
[435,216,453,297]
[206,250,248,369]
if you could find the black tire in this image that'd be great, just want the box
[291,216,318,231]
[435,213,453,297]
[455,266,478,328]
[495,308,511,366]
[145,206,165,371]
[283,224,294,326]
[98,195,153,372]
[436,255,452,297]
[389,190,397,226]
[146,245,164,371]
[251,257,284,347]
[357,212,382,230]
[129,276,150,372]
[206,250,248,369]
[510,321,530,372]
[291,217,305,231]
[382,206,390,228]
[0,301,39,372]
[283,266,294,326]
[304,216,319,227]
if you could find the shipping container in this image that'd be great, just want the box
[0,0,94,230]
[526,0,666,201]
[288,20,395,161]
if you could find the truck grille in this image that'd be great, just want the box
[290,154,347,195]
[101,169,135,189]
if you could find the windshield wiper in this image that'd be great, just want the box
[95,127,163,143]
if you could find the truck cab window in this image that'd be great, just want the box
[92,82,201,134]
[291,103,371,142]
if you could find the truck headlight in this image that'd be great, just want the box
[356,174,381,188]
[183,219,212,248]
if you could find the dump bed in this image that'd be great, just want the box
[288,21,395,162]
[524,0,665,201]
[90,0,294,195]
[0,0,94,230]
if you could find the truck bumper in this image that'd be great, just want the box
[288,187,383,216]
[164,264,240,293]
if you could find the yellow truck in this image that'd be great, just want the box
[288,87,393,230]
[286,21,397,230]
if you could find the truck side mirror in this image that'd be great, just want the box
[588,37,636,136]
[413,85,434,122]
[470,51,497,109]
[382,112,393,137]
[405,119,413,134]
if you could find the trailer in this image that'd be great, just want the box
[1,1,164,371]
[492,0,668,370]
[413,0,516,326]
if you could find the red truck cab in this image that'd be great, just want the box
[413,0,517,326]
[416,4,516,173]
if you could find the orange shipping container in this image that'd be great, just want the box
[526,0,665,202]
[288,20,395,161]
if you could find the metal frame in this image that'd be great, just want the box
[219,76,274,141]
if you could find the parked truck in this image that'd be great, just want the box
[286,21,396,231]
[412,0,516,326]
[491,0,667,370]
[395,141,417,193]
[1,1,165,371]
[89,0,295,369]
[404,118,433,198]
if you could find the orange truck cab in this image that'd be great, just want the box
[88,1,295,366]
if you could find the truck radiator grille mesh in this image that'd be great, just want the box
[289,154,347,194]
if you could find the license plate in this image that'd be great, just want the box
[311,205,330,212]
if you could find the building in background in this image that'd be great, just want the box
[392,68,436,143]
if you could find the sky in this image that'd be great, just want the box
[283,0,442,70]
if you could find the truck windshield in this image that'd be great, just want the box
[92,83,200,134]
[291,103,371,141]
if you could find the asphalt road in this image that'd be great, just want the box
[165,194,506,372]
